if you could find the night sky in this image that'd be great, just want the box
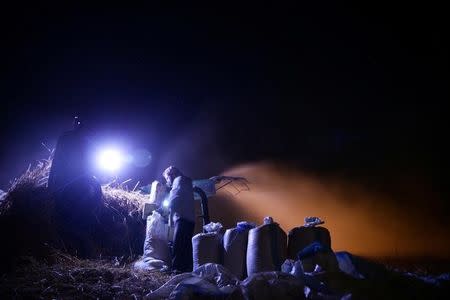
[1,2,449,255]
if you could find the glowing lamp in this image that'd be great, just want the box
[96,148,124,172]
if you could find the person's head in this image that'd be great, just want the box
[162,166,182,187]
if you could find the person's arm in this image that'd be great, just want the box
[166,177,182,227]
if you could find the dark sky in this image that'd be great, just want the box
[0,1,448,212]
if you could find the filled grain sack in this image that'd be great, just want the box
[287,226,331,259]
[246,217,287,276]
[223,222,255,279]
[138,211,171,270]
[192,222,224,270]
[288,218,340,273]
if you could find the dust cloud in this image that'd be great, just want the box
[206,162,450,259]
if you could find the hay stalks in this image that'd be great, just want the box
[8,158,52,192]
[0,157,149,261]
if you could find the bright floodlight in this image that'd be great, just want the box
[96,148,124,172]
[162,199,170,208]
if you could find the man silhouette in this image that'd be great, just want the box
[48,116,102,257]
[163,166,195,273]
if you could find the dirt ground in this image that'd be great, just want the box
[0,252,172,299]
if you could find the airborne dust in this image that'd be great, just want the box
[205,162,450,259]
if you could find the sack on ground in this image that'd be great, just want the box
[192,232,223,270]
[287,226,332,259]
[246,218,287,276]
[223,222,254,279]
[142,211,171,269]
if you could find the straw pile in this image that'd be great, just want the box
[0,158,149,270]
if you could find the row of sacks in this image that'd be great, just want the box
[193,216,339,280]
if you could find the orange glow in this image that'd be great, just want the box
[206,162,450,259]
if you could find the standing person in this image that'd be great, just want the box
[163,166,195,273]
[48,116,102,258]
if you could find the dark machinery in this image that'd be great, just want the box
[193,186,210,231]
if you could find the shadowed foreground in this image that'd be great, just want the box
[0,251,171,299]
